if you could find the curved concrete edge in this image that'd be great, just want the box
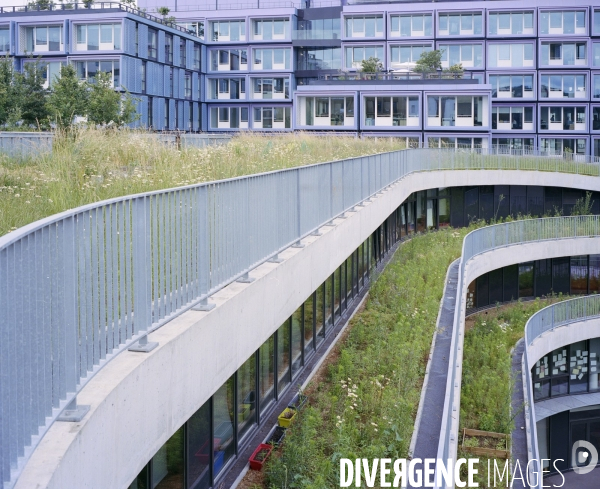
[15,169,600,489]
[439,236,600,480]
[534,391,600,422]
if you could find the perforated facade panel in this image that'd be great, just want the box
[123,18,136,56]
[157,30,165,63]
[137,23,148,59]
[186,40,194,70]
[184,101,190,131]
[163,65,171,98]
[193,102,199,131]
[173,35,180,67]
[169,99,176,130]
[192,73,199,102]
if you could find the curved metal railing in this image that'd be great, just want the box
[436,216,600,488]
[523,295,600,489]
[526,295,600,346]
[2,147,600,488]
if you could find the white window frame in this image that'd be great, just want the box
[488,43,534,68]
[540,10,587,36]
[74,59,120,88]
[438,43,483,68]
[75,23,121,51]
[437,12,482,36]
[25,25,63,53]
[488,11,535,36]
[211,20,245,42]
[344,45,385,70]
[491,106,534,131]
[345,15,384,39]
[389,44,432,67]
[251,18,289,41]
[389,13,433,37]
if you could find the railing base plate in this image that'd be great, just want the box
[57,405,90,422]
[128,341,159,353]
[193,302,216,312]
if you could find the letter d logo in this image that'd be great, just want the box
[571,440,598,475]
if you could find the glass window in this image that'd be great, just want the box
[571,256,588,294]
[291,306,302,375]
[187,402,211,489]
[315,283,324,345]
[533,353,551,400]
[213,376,235,476]
[519,262,534,297]
[346,15,383,37]
[237,353,256,440]
[152,426,184,489]
[427,96,439,117]
[570,341,589,393]
[75,23,121,51]
[0,27,9,52]
[259,334,274,412]
[277,320,290,392]
[304,294,314,354]
[590,338,600,391]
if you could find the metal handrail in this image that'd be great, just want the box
[521,294,600,489]
[317,71,473,82]
[436,216,600,489]
[526,295,600,346]
[2,148,600,488]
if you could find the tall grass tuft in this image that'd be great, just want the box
[0,129,406,236]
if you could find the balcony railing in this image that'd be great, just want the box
[0,3,201,39]
[3,148,600,488]
[522,294,600,489]
[292,28,340,40]
[316,71,475,82]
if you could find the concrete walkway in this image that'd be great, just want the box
[511,339,530,489]
[407,259,459,489]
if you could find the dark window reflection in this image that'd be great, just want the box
[519,262,534,297]
[152,427,184,489]
[237,353,256,440]
[187,402,211,489]
[213,376,235,477]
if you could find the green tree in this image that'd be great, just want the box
[444,63,464,76]
[14,60,49,127]
[157,6,170,16]
[413,50,443,73]
[46,64,88,129]
[0,56,19,126]
[27,0,54,9]
[360,56,383,74]
[87,71,139,127]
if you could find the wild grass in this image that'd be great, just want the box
[265,227,471,489]
[458,297,570,488]
[0,129,406,236]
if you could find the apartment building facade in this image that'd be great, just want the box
[2,0,600,151]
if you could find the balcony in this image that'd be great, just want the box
[313,71,478,85]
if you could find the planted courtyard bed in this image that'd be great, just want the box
[458,298,569,488]
[264,227,470,488]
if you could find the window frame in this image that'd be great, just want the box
[437,11,483,37]
[388,12,433,38]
